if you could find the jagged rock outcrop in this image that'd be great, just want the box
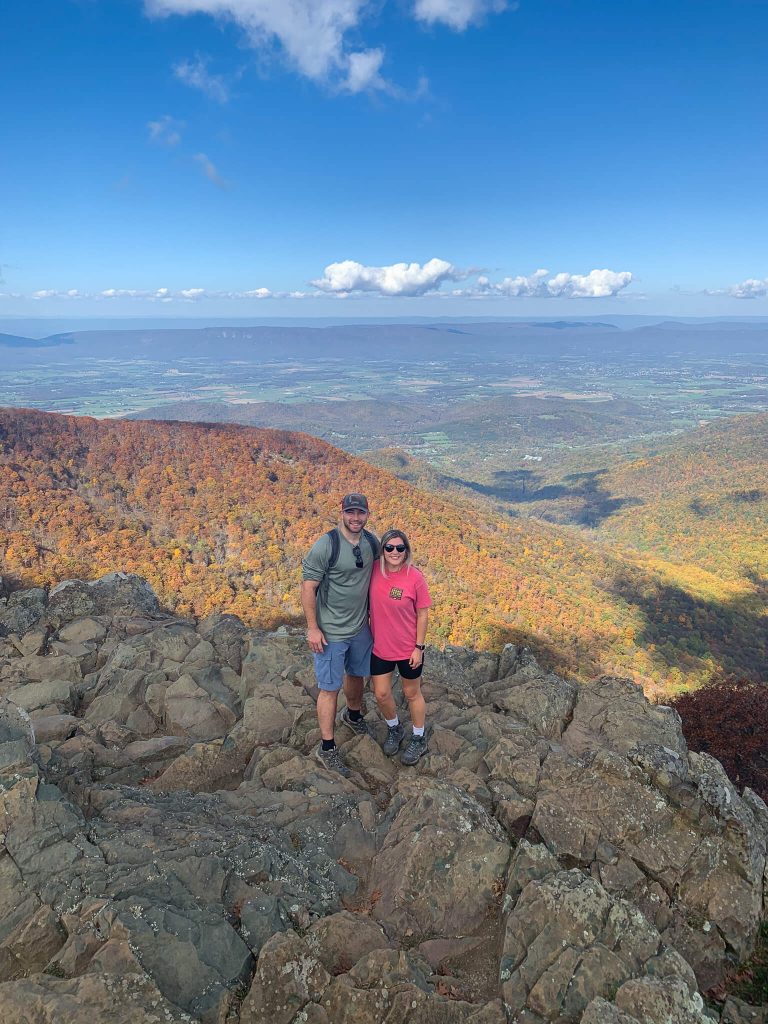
[0,574,765,1023]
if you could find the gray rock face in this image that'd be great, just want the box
[0,971,192,1023]
[562,675,688,758]
[0,588,48,639]
[369,778,510,939]
[0,574,765,1024]
[501,869,699,1020]
[47,573,160,627]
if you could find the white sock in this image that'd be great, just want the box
[385,717,400,728]
[413,726,425,737]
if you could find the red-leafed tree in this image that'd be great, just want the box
[671,678,768,801]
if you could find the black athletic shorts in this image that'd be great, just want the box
[370,652,424,679]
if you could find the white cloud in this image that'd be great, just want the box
[546,268,633,298]
[31,288,88,300]
[99,286,278,301]
[240,287,274,298]
[147,114,183,146]
[455,267,633,299]
[344,48,386,93]
[193,152,229,188]
[146,0,387,92]
[489,268,550,297]
[413,0,508,31]
[173,55,230,102]
[100,289,145,298]
[312,257,465,296]
[727,277,768,299]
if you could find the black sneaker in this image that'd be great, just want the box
[400,733,428,766]
[382,722,405,757]
[339,707,369,736]
[315,743,351,777]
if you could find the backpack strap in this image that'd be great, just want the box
[326,528,341,570]
[326,527,378,569]
[362,529,380,559]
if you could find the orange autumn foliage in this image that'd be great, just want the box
[1,408,765,691]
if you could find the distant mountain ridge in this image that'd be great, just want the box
[2,318,767,365]
[0,332,75,348]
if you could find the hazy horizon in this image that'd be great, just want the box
[4,314,768,342]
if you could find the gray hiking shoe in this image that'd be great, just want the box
[382,722,405,757]
[315,743,351,777]
[339,706,369,736]
[400,732,428,766]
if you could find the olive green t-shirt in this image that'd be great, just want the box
[302,531,376,642]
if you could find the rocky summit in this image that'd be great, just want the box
[0,573,765,1024]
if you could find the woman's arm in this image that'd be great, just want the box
[416,606,428,646]
[409,607,429,667]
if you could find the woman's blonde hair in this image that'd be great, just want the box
[378,529,413,578]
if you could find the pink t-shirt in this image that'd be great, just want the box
[369,561,432,661]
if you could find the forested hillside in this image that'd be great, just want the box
[1,408,765,691]
[590,413,768,583]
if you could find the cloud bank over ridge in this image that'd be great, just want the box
[472,268,634,299]
[727,277,768,299]
[8,259,635,305]
[313,260,634,298]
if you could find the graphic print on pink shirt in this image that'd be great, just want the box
[369,561,432,661]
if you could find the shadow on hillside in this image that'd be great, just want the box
[608,571,768,683]
[446,468,643,527]
[479,622,605,682]
[692,490,768,517]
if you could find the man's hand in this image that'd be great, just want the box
[307,626,327,654]
[409,647,424,669]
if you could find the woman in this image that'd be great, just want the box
[368,529,432,765]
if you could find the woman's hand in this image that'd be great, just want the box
[409,647,423,669]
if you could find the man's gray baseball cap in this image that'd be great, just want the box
[342,493,369,512]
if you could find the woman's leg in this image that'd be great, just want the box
[401,677,426,730]
[371,672,397,721]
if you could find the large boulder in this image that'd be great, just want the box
[563,675,688,758]
[0,971,192,1024]
[0,588,47,639]
[501,869,698,1021]
[476,664,578,738]
[46,574,160,628]
[197,611,248,673]
[368,778,510,939]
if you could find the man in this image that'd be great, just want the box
[301,493,378,776]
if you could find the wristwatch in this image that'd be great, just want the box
[414,643,426,651]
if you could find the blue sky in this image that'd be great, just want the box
[3,0,768,317]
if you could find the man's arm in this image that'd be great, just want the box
[301,579,326,653]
